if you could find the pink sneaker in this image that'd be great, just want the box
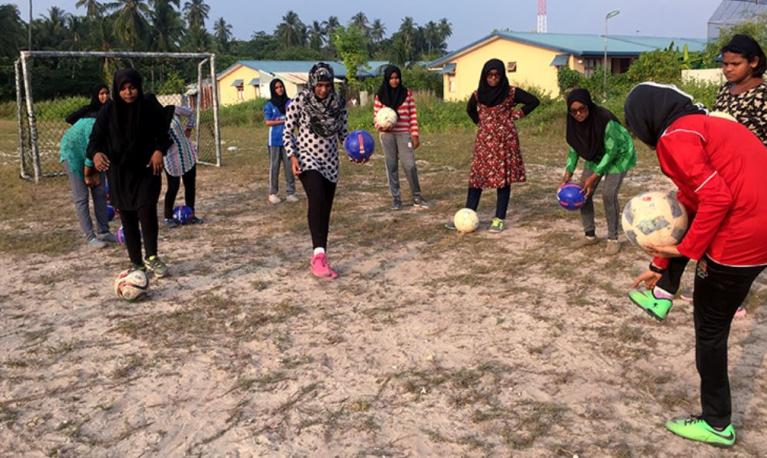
[734,306,747,319]
[310,253,338,279]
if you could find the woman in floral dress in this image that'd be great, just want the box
[464,58,539,233]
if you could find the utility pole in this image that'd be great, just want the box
[28,0,33,51]
[537,0,548,33]
[603,10,620,100]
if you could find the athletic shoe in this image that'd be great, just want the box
[734,306,747,318]
[573,235,599,248]
[666,416,736,447]
[129,264,146,273]
[488,217,506,233]
[310,253,338,279]
[628,289,672,321]
[87,237,107,249]
[605,239,621,255]
[144,255,169,278]
[188,215,204,225]
[285,194,299,203]
[163,218,179,228]
[96,232,118,243]
[413,196,430,208]
[391,199,402,211]
[268,194,281,204]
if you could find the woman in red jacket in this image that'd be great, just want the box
[624,82,767,447]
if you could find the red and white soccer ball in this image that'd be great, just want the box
[114,269,149,302]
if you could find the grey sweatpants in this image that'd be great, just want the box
[269,146,296,195]
[579,168,626,240]
[64,161,109,241]
[380,132,422,201]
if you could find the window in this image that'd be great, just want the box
[236,84,244,101]
[448,76,456,93]
[507,61,517,73]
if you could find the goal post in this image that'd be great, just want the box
[15,50,222,183]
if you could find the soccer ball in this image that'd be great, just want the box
[556,183,586,211]
[173,205,193,224]
[106,204,116,222]
[453,208,480,233]
[344,130,375,161]
[114,269,149,302]
[375,107,398,130]
[622,191,688,249]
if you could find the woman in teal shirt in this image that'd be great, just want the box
[560,88,636,254]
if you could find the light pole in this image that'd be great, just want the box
[28,0,32,51]
[603,9,620,100]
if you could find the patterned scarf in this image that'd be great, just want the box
[304,63,345,137]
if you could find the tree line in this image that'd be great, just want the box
[0,2,452,101]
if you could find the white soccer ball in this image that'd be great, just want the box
[375,107,398,130]
[114,269,149,302]
[621,191,689,249]
[453,208,480,233]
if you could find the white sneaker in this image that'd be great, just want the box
[96,232,118,243]
[87,237,107,249]
[285,194,299,202]
[268,194,282,204]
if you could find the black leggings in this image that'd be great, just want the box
[120,203,159,266]
[164,165,197,219]
[466,186,511,219]
[299,170,337,250]
[691,257,764,427]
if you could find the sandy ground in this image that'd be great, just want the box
[1,130,766,457]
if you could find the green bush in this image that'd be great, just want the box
[216,98,268,127]
[557,67,582,93]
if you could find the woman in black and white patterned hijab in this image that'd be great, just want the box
[304,62,345,137]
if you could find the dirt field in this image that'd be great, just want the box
[1,119,766,457]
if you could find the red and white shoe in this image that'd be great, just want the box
[310,253,338,279]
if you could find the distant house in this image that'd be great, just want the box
[427,32,707,100]
[217,60,389,106]
[708,0,767,40]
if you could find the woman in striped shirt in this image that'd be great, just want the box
[373,65,428,210]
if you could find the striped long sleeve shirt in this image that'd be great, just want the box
[373,90,419,137]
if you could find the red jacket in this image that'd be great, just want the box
[652,114,767,269]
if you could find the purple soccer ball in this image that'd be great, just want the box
[344,130,375,161]
[557,183,586,211]
[173,205,193,224]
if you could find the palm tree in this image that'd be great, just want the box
[105,0,151,49]
[308,20,326,50]
[370,19,385,44]
[149,0,182,51]
[213,17,232,53]
[274,10,306,48]
[0,4,25,56]
[183,0,210,51]
[350,12,370,37]
[75,0,104,18]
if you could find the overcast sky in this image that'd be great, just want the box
[12,0,725,50]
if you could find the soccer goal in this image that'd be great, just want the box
[15,50,222,182]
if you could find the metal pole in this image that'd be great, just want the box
[603,17,608,100]
[15,59,29,179]
[209,54,222,167]
[195,57,207,159]
[20,52,42,183]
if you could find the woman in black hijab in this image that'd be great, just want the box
[373,64,428,210]
[66,83,109,125]
[461,58,539,233]
[86,68,172,278]
[625,82,767,447]
[561,88,636,254]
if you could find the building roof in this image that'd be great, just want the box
[708,0,767,39]
[217,60,391,80]
[428,31,708,68]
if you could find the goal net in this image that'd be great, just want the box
[15,51,222,182]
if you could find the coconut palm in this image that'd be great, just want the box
[150,0,182,51]
[213,17,232,53]
[75,0,104,18]
[274,10,306,48]
[105,0,151,49]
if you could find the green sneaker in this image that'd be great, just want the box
[628,289,672,321]
[488,217,506,233]
[666,416,736,447]
[144,255,169,278]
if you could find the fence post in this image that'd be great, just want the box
[196,57,207,159]
[209,54,222,167]
[15,59,29,180]
[20,52,42,183]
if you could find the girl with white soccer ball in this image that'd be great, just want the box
[624,82,767,447]
[373,65,428,210]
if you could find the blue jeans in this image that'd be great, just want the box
[64,161,109,241]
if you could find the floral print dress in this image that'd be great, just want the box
[714,82,767,146]
[469,88,526,188]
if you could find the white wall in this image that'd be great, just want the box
[682,68,725,85]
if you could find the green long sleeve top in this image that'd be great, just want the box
[565,120,637,175]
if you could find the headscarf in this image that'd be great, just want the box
[303,62,345,137]
[111,68,145,156]
[65,83,109,125]
[624,82,707,148]
[476,59,510,107]
[566,88,620,162]
[377,65,407,109]
[269,78,288,115]
[722,34,767,77]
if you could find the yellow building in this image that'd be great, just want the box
[217,60,389,106]
[428,32,707,100]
